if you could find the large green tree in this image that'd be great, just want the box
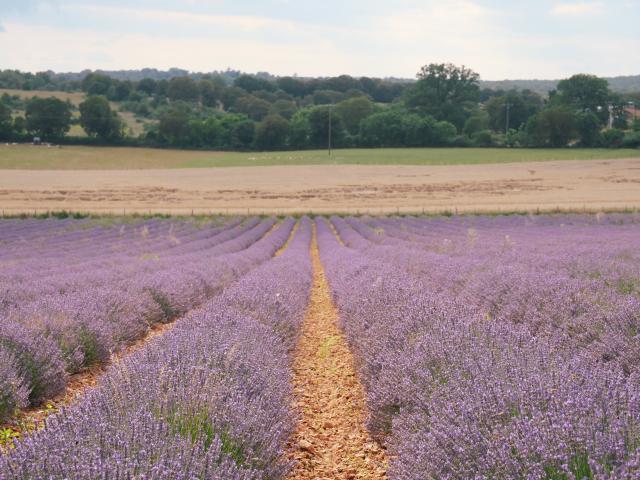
[158,107,190,145]
[25,97,72,139]
[234,75,276,93]
[576,111,602,147]
[525,107,577,147]
[167,77,200,102]
[255,114,289,150]
[404,63,480,131]
[0,100,13,140]
[360,108,456,147]
[234,95,271,121]
[81,73,113,96]
[555,74,610,122]
[485,90,543,133]
[199,80,221,108]
[335,96,374,135]
[307,106,345,148]
[79,95,123,140]
[269,99,298,120]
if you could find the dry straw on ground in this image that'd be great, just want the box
[287,228,387,479]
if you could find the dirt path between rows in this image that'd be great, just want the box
[288,226,387,479]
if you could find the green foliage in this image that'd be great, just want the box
[233,95,271,121]
[525,107,577,147]
[79,96,123,140]
[307,106,346,148]
[81,73,113,96]
[405,63,480,131]
[544,451,593,480]
[0,428,20,449]
[137,78,157,96]
[622,130,640,148]
[269,99,297,120]
[602,128,625,148]
[1,68,634,151]
[463,111,489,136]
[555,74,610,124]
[335,96,374,135]
[157,107,191,145]
[576,112,602,147]
[0,99,13,140]
[25,97,72,140]
[233,74,276,93]
[167,77,199,102]
[470,130,496,147]
[198,80,221,108]
[166,408,246,466]
[277,76,309,97]
[360,109,457,147]
[255,114,289,150]
[486,89,543,133]
[615,277,638,295]
[148,289,177,321]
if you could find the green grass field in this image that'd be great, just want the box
[0,144,637,170]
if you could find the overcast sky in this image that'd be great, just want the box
[0,0,638,80]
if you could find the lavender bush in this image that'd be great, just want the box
[319,214,640,479]
[0,217,289,414]
[0,218,312,479]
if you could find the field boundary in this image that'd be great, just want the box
[1,206,639,219]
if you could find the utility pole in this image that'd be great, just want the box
[504,102,512,133]
[607,104,614,129]
[328,104,332,156]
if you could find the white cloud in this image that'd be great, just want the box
[0,1,637,80]
[550,2,604,16]
[0,22,356,76]
[64,4,298,32]
[371,1,506,78]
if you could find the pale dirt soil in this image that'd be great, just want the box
[287,226,387,479]
[1,158,639,214]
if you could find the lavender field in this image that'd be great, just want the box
[1,213,640,479]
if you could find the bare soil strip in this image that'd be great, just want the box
[275,220,299,257]
[288,226,386,479]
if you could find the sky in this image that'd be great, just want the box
[0,0,638,80]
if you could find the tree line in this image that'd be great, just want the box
[1,64,639,150]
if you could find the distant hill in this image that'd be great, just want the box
[77,70,640,94]
[480,75,640,95]
[4,67,638,95]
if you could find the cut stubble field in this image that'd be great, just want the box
[0,145,639,214]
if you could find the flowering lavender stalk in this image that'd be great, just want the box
[0,217,288,415]
[0,218,312,479]
[318,214,640,479]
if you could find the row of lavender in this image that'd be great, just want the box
[1,218,312,479]
[0,217,283,422]
[319,215,640,479]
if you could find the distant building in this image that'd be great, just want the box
[625,106,640,120]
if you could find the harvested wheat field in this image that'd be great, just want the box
[0,157,639,214]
